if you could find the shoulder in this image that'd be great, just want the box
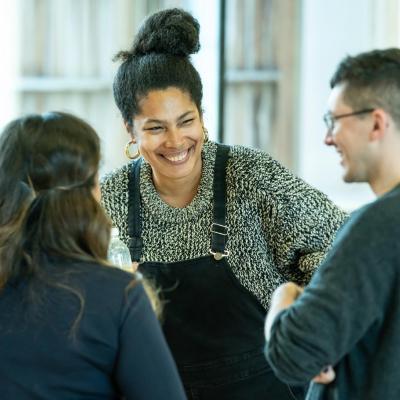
[60,260,139,299]
[68,259,136,287]
[100,163,131,212]
[227,144,279,175]
[226,144,334,204]
[324,189,400,274]
[101,163,131,195]
[86,263,149,321]
[365,185,400,220]
[342,188,400,241]
[227,145,300,190]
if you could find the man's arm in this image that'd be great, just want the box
[264,206,390,385]
[265,282,335,384]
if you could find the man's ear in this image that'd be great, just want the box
[369,108,388,142]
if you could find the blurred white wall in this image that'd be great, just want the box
[298,0,400,211]
[2,0,400,213]
[190,0,220,141]
[0,1,19,128]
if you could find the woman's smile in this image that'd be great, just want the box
[160,145,194,165]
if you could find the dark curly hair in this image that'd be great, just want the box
[330,48,400,127]
[113,8,203,126]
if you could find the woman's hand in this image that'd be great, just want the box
[265,282,304,341]
[273,282,304,302]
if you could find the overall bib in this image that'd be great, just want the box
[128,144,305,400]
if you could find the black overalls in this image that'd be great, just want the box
[128,144,305,400]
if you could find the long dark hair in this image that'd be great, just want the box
[0,112,111,289]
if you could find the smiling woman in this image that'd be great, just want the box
[101,7,348,400]
[132,88,204,208]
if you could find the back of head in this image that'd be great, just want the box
[330,48,400,127]
[113,8,203,126]
[0,112,110,286]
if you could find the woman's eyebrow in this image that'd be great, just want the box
[176,111,195,122]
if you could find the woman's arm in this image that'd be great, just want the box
[254,153,348,282]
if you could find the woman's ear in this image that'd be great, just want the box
[124,121,132,134]
[124,121,136,141]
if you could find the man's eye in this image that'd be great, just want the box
[182,118,194,126]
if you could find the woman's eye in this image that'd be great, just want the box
[182,118,194,126]
[146,126,163,132]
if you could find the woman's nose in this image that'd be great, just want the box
[165,127,183,147]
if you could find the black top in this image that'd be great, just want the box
[266,184,400,400]
[0,258,186,400]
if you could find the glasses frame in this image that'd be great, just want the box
[323,108,375,133]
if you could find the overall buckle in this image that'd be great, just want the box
[210,223,229,260]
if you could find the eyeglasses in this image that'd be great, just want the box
[323,108,375,133]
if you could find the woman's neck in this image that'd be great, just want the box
[152,165,202,208]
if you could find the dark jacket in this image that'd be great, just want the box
[266,184,400,400]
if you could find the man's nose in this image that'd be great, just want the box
[324,130,335,146]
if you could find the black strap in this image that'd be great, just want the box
[127,144,231,262]
[127,158,143,262]
[210,144,230,259]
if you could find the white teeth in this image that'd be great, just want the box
[164,150,188,162]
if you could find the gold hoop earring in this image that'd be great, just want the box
[125,140,141,160]
[202,127,209,143]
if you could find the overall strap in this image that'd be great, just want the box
[210,143,230,260]
[127,158,143,262]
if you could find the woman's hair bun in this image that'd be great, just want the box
[131,8,200,58]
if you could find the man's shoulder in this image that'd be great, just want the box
[355,186,400,221]
[339,187,400,244]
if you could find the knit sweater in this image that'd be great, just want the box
[101,141,347,309]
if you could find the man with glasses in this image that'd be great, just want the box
[264,48,400,399]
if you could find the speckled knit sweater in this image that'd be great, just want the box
[101,141,347,309]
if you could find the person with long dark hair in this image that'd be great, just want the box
[0,112,186,400]
[101,8,347,399]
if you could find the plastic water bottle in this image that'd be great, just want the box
[108,227,132,272]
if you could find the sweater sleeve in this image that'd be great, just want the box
[265,204,395,385]
[100,165,131,245]
[254,152,348,283]
[100,166,129,215]
[114,283,186,400]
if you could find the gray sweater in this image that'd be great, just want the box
[101,141,347,309]
[266,184,400,399]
